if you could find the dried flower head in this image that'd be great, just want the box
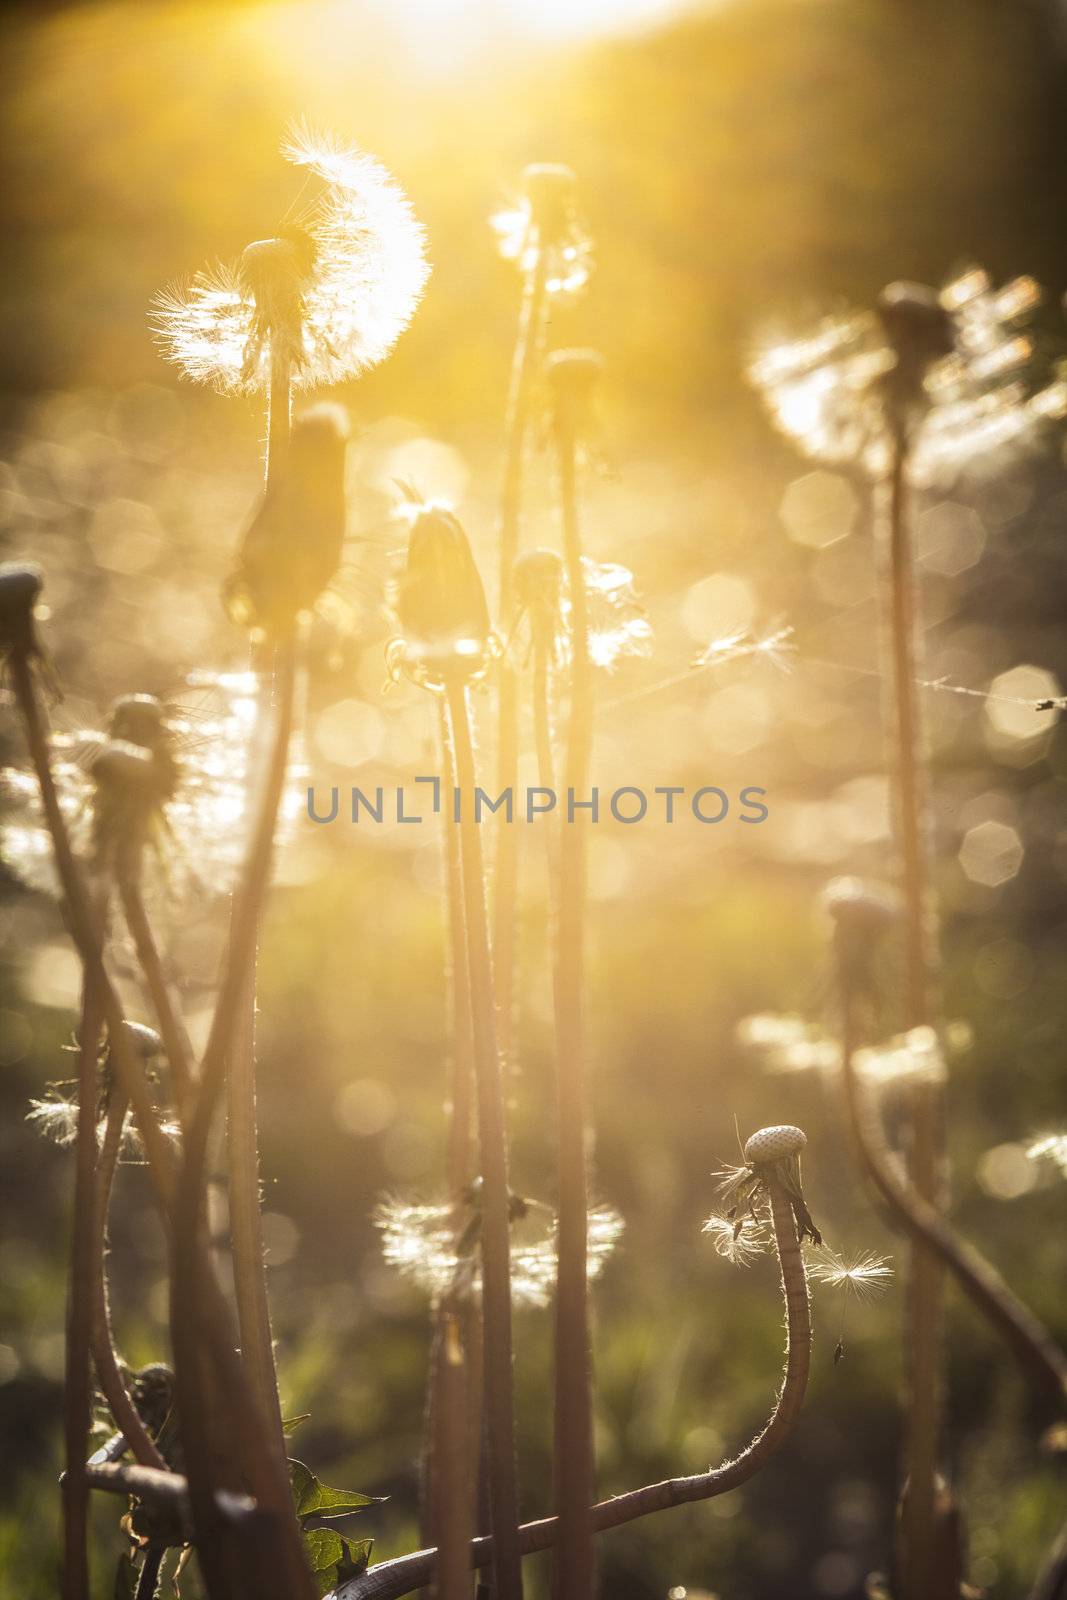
[374,1192,622,1307]
[701,1212,771,1267]
[0,562,45,666]
[717,1123,822,1246]
[153,127,429,393]
[750,268,1066,484]
[224,403,350,637]
[823,876,900,1008]
[546,347,604,440]
[492,163,592,296]
[387,501,494,689]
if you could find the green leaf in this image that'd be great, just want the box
[337,1537,373,1582]
[303,1528,345,1597]
[282,1413,312,1436]
[290,1458,383,1521]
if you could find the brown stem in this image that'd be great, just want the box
[91,1082,167,1471]
[62,974,103,1600]
[548,405,594,1600]
[839,984,1067,1410]
[1030,1518,1067,1600]
[117,861,195,1125]
[445,678,524,1600]
[493,247,550,1079]
[328,1172,811,1600]
[882,426,944,1599]
[134,1544,165,1600]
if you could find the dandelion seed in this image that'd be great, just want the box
[750,269,1063,484]
[691,624,795,675]
[578,560,652,671]
[491,163,592,297]
[1027,1134,1067,1176]
[736,1013,838,1075]
[854,1027,946,1089]
[701,1213,770,1267]
[374,1195,622,1308]
[809,1248,894,1299]
[153,126,429,393]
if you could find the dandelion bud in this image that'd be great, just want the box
[522,163,577,246]
[546,348,604,439]
[391,505,492,686]
[0,561,44,662]
[224,402,349,636]
[513,548,564,612]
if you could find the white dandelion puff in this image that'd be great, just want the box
[153,126,429,393]
[692,623,795,675]
[701,1213,771,1267]
[808,1248,894,1299]
[491,163,592,297]
[577,560,652,671]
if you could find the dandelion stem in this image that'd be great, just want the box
[444,677,524,1600]
[882,423,945,1599]
[117,861,195,1124]
[493,245,550,1075]
[62,972,103,1600]
[90,1081,168,1471]
[326,1171,811,1600]
[548,395,595,1600]
[422,699,478,1594]
[134,1546,164,1600]
[227,344,293,1461]
[838,981,1067,1410]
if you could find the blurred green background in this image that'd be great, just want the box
[2,2,1067,1597]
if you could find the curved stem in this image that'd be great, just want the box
[839,983,1067,1409]
[1030,1517,1067,1600]
[445,677,524,1600]
[882,427,944,1598]
[91,1083,167,1471]
[117,863,195,1125]
[493,249,550,1079]
[329,1172,811,1600]
[549,406,594,1600]
[62,974,103,1600]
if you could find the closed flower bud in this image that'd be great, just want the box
[224,403,349,637]
[546,347,604,439]
[391,505,491,686]
[0,562,44,663]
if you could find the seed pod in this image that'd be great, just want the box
[224,403,349,637]
[392,505,491,685]
[522,163,578,247]
[0,562,44,663]
[744,1124,807,1165]
[876,281,955,415]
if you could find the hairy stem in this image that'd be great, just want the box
[882,426,945,1599]
[493,247,550,1078]
[134,1545,165,1600]
[549,404,594,1600]
[228,340,293,1458]
[839,983,1067,1409]
[445,678,524,1600]
[117,861,195,1124]
[62,973,103,1600]
[325,1171,810,1600]
[91,1082,167,1471]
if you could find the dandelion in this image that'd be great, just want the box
[750,268,1066,485]
[27,1021,173,1163]
[375,1194,622,1308]
[0,561,47,670]
[152,127,429,393]
[492,164,592,298]
[701,1213,771,1267]
[1027,1135,1067,1177]
[809,1247,893,1365]
[736,1012,839,1075]
[717,1125,823,1247]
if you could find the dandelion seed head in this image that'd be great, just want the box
[855,1026,946,1088]
[809,1247,893,1299]
[27,1090,81,1147]
[701,1213,770,1266]
[745,1124,807,1165]
[1027,1134,1067,1175]
[153,127,429,393]
[492,164,591,295]
[375,1196,621,1307]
